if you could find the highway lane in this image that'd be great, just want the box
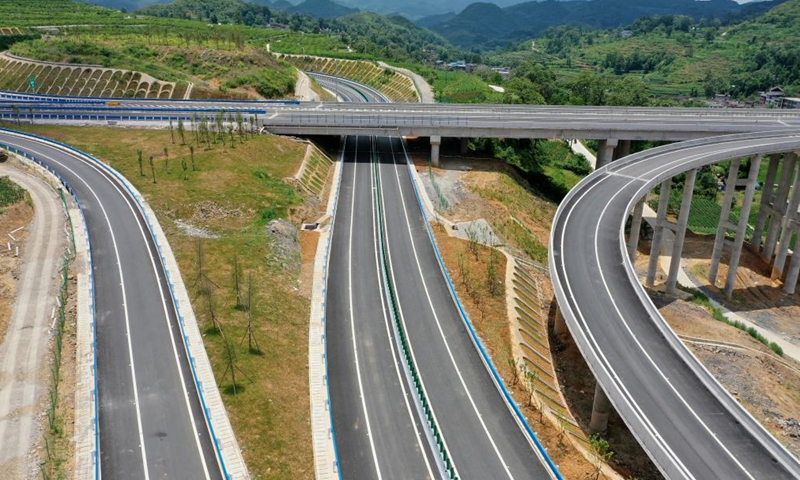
[308,73,389,104]
[551,131,800,479]
[0,132,222,480]
[327,135,437,479]
[322,73,438,479]
[376,135,553,479]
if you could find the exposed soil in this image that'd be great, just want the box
[432,226,605,479]
[0,200,33,348]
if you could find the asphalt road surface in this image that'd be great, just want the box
[0,131,222,480]
[376,136,552,479]
[551,131,800,479]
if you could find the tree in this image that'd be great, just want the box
[240,273,262,354]
[137,149,144,177]
[177,118,186,145]
[149,155,156,184]
[190,145,196,171]
[163,147,169,173]
[232,255,243,309]
[169,119,175,144]
[589,434,614,480]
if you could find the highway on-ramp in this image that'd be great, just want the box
[0,131,223,480]
[550,130,800,479]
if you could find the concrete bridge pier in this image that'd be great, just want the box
[627,196,646,262]
[708,159,742,284]
[646,178,673,288]
[460,137,469,155]
[589,382,612,434]
[614,139,631,161]
[666,169,697,294]
[751,154,781,250]
[723,155,762,297]
[785,231,800,294]
[430,135,441,167]
[771,163,800,282]
[762,153,798,260]
[596,138,619,169]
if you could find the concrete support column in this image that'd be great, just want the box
[772,163,800,280]
[666,169,697,295]
[554,305,568,337]
[589,382,612,434]
[627,196,646,262]
[430,135,441,167]
[708,159,741,284]
[460,137,469,155]
[596,138,619,169]
[784,229,800,294]
[646,178,672,287]
[724,155,763,298]
[614,139,632,161]
[763,153,798,260]
[752,154,781,250]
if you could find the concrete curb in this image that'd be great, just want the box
[309,142,343,480]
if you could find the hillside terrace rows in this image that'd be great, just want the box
[0,52,184,99]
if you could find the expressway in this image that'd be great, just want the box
[0,131,223,479]
[550,130,800,479]
[4,97,800,140]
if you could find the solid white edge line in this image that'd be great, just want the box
[18,146,151,480]
[383,136,513,479]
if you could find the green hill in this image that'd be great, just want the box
[430,0,775,48]
[289,0,358,18]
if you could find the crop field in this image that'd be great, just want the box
[280,54,419,102]
[0,53,182,98]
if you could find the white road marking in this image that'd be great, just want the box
[368,138,436,479]
[558,140,798,478]
[382,136,510,479]
[74,154,213,479]
[346,136,384,480]
[15,143,151,480]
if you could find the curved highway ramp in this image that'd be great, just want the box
[550,131,800,479]
[0,130,225,479]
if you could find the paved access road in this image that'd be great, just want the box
[0,131,223,480]
[551,130,800,479]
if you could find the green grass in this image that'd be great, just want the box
[682,286,784,357]
[0,175,26,208]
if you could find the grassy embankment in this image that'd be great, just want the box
[10,123,316,479]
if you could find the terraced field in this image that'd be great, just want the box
[278,54,419,102]
[0,52,185,99]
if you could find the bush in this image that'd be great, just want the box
[0,176,25,208]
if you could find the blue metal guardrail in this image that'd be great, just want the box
[319,140,346,479]
[0,89,300,105]
[0,128,233,479]
[399,140,564,480]
[0,131,102,480]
